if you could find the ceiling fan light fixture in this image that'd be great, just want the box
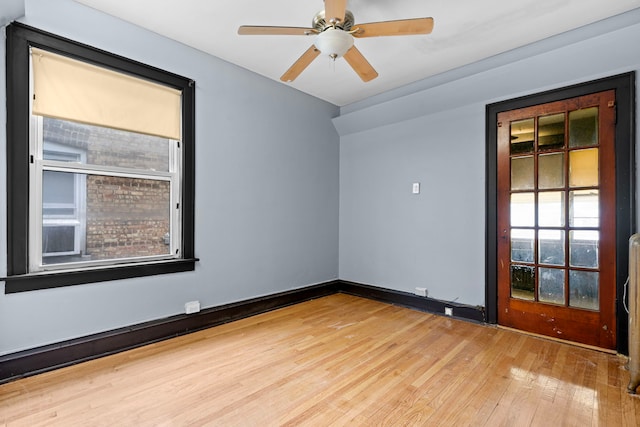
[238,4,434,83]
[314,28,354,59]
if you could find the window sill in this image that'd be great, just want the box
[3,258,198,293]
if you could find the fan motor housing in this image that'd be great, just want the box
[313,9,354,31]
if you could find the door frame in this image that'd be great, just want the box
[486,72,636,354]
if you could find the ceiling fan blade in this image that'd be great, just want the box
[343,46,378,82]
[280,45,321,82]
[353,17,434,38]
[238,26,316,36]
[324,0,347,24]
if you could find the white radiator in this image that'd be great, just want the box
[628,234,640,393]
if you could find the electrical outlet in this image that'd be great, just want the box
[444,307,453,316]
[414,287,428,297]
[185,300,200,314]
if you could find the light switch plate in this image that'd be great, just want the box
[412,182,420,194]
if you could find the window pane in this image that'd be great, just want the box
[511,229,534,263]
[538,113,565,151]
[570,230,599,268]
[569,190,599,227]
[539,267,565,305]
[538,191,565,227]
[539,229,565,266]
[41,172,172,265]
[511,265,535,300]
[511,156,534,190]
[569,270,599,310]
[569,107,598,148]
[538,153,564,189]
[43,170,75,205]
[43,117,171,172]
[42,226,76,256]
[87,175,171,261]
[510,118,534,154]
[569,148,598,187]
[511,193,535,227]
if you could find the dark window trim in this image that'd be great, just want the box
[5,23,196,293]
[485,72,635,355]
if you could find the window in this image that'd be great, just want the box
[41,141,86,259]
[5,23,196,292]
[34,117,177,269]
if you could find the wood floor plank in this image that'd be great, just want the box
[449,324,522,425]
[1,293,639,426]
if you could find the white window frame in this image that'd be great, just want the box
[41,142,86,257]
[28,117,183,273]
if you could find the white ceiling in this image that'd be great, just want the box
[76,0,640,106]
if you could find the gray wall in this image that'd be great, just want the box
[0,0,340,355]
[0,0,22,27]
[338,9,640,306]
[1,1,639,356]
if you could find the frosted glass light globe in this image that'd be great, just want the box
[314,28,354,59]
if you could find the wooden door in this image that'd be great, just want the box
[497,90,617,349]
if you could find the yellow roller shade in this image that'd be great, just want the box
[31,47,182,140]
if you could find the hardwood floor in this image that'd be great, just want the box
[1,293,639,426]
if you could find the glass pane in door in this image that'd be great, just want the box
[511,265,535,300]
[538,153,564,189]
[511,193,535,227]
[511,156,534,190]
[511,229,534,262]
[510,118,534,154]
[569,107,598,148]
[569,190,599,227]
[538,191,565,227]
[570,230,599,268]
[538,113,565,151]
[539,229,565,266]
[569,148,599,187]
[569,270,599,310]
[539,267,565,305]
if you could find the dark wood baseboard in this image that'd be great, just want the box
[0,281,338,384]
[0,279,484,384]
[339,280,485,323]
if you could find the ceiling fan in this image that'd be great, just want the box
[238,0,434,83]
